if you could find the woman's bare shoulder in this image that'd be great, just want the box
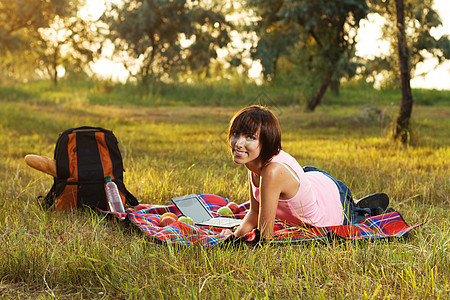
[261,162,286,178]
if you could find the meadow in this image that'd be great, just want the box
[0,79,449,299]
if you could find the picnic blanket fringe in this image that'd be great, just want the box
[100,193,422,247]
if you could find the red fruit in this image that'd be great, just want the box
[226,202,240,214]
[160,212,178,222]
[160,216,176,227]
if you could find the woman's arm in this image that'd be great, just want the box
[232,164,292,239]
[233,182,259,238]
[258,164,287,239]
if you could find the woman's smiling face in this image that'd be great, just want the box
[228,105,281,166]
[229,129,261,165]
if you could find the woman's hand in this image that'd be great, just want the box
[219,229,234,237]
[233,190,259,237]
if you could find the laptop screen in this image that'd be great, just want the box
[172,194,213,223]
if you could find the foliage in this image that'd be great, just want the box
[363,0,449,144]
[248,0,369,110]
[0,0,74,51]
[35,16,102,84]
[364,0,450,87]
[0,0,75,82]
[101,0,233,83]
[0,81,449,298]
[0,0,101,84]
[0,46,42,83]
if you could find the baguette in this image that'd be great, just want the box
[25,154,57,177]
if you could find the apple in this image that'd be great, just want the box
[217,206,233,216]
[159,216,176,227]
[160,212,178,222]
[226,202,240,214]
[178,216,194,225]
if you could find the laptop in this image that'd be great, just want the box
[171,194,243,228]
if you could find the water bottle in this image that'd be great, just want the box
[104,176,125,213]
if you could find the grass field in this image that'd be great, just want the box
[0,80,449,299]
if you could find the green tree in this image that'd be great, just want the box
[0,0,73,52]
[0,0,72,82]
[101,0,232,83]
[364,0,450,88]
[34,16,101,85]
[248,0,368,111]
[366,0,449,143]
[0,0,99,84]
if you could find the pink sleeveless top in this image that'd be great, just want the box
[251,151,344,227]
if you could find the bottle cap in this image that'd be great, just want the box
[105,176,112,182]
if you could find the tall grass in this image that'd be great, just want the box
[0,80,448,298]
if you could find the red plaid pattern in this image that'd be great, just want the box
[100,194,421,247]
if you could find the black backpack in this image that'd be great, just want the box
[40,126,139,211]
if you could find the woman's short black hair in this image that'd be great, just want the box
[228,105,281,164]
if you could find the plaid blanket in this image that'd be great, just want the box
[102,194,422,247]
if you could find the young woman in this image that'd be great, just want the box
[226,105,385,239]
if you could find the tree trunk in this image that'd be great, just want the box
[142,35,157,86]
[306,71,332,111]
[394,0,413,144]
[52,66,58,86]
[272,55,278,81]
[52,45,59,86]
[330,78,340,95]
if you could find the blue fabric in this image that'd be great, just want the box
[303,166,370,225]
